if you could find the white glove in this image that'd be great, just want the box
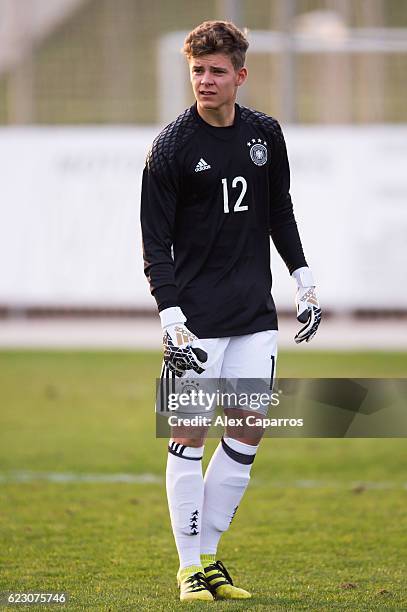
[292,267,322,344]
[159,307,208,377]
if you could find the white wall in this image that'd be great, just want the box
[0,125,406,311]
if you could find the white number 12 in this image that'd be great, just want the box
[222,176,248,213]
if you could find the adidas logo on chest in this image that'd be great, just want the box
[194,158,211,172]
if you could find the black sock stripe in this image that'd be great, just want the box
[168,447,202,460]
[221,437,255,465]
[179,444,186,455]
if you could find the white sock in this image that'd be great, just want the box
[200,436,259,557]
[166,440,205,570]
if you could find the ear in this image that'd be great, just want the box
[236,66,248,87]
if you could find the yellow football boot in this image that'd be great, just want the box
[202,557,251,600]
[177,566,214,602]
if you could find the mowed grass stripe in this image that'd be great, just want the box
[1,471,407,490]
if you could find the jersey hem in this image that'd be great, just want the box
[186,319,279,339]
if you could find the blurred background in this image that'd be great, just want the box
[1,4,406,606]
[0,0,406,350]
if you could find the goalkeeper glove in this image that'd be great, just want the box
[292,267,322,344]
[159,307,208,377]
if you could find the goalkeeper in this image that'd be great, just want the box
[140,20,321,602]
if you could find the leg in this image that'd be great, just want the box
[201,432,260,555]
[162,338,228,601]
[166,432,207,570]
[199,433,257,599]
[200,331,277,598]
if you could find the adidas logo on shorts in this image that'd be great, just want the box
[194,158,211,172]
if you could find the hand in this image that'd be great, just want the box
[292,268,322,344]
[160,307,208,377]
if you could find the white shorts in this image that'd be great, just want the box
[157,330,278,417]
[187,329,277,380]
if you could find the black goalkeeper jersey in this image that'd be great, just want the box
[141,103,307,338]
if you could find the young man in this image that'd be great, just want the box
[141,21,321,602]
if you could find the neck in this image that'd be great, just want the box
[196,101,236,127]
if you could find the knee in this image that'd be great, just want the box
[232,435,263,446]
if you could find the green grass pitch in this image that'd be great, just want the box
[0,350,406,610]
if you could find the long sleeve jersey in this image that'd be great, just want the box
[141,103,307,338]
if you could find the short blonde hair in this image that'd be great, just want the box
[183,20,249,70]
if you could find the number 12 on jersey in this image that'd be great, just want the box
[222,176,248,213]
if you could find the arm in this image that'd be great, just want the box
[140,149,207,374]
[140,152,179,312]
[268,121,322,343]
[268,121,307,274]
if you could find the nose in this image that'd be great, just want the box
[200,71,214,86]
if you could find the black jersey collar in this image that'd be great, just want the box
[191,102,240,141]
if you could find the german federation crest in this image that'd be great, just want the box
[247,138,268,166]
